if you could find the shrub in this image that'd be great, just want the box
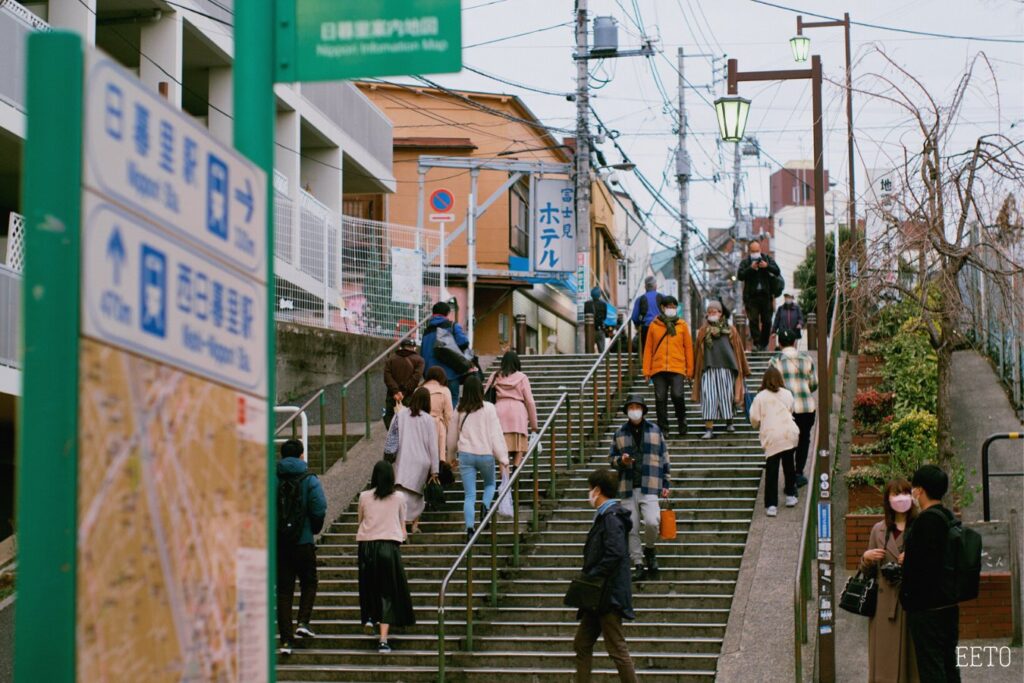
[865,299,918,341]
[886,410,938,473]
[844,465,886,489]
[882,319,938,417]
[851,506,884,515]
[853,389,895,427]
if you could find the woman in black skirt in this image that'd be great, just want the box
[357,460,416,652]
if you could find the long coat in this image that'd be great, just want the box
[385,410,439,519]
[690,324,751,404]
[424,380,453,461]
[860,521,919,683]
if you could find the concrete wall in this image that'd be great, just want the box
[276,323,395,427]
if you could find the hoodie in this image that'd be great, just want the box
[277,457,327,545]
[384,346,424,395]
[486,370,539,435]
[580,501,635,619]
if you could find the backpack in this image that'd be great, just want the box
[432,324,474,375]
[638,292,663,322]
[771,272,785,298]
[944,515,982,603]
[277,472,313,545]
[603,302,618,328]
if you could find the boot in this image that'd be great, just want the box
[644,546,659,576]
[631,563,647,582]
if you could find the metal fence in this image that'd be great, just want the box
[0,262,20,368]
[272,187,440,339]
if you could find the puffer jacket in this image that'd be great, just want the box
[748,388,800,458]
[579,501,635,619]
[642,317,694,379]
[485,370,539,435]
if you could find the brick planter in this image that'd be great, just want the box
[848,482,882,511]
[960,573,1014,639]
[858,354,883,373]
[852,431,883,447]
[845,513,883,569]
[850,452,889,467]
[856,372,884,391]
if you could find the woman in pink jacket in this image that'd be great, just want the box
[485,351,539,470]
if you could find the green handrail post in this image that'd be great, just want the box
[577,391,585,464]
[363,371,371,441]
[567,397,574,469]
[532,450,540,531]
[438,609,447,683]
[490,517,498,606]
[549,426,557,499]
[512,474,520,567]
[604,355,611,415]
[340,385,349,462]
[466,545,474,651]
[319,391,326,473]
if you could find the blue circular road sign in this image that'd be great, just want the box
[429,189,454,213]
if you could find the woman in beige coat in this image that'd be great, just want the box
[423,367,453,462]
[860,478,919,683]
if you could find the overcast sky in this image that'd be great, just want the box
[423,0,1024,252]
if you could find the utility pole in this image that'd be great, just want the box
[676,47,691,322]
[574,0,591,352]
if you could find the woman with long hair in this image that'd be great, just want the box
[691,300,751,439]
[861,478,920,682]
[422,366,453,462]
[747,366,800,517]
[357,460,415,653]
[485,350,538,470]
[447,374,509,541]
[384,387,438,535]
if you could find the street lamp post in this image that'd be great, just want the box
[793,12,860,352]
[715,54,834,683]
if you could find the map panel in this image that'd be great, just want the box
[76,339,267,682]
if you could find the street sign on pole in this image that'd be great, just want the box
[429,188,455,214]
[276,0,463,83]
[430,213,455,222]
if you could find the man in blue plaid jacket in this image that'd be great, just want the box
[608,395,671,581]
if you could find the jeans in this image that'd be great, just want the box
[909,607,961,682]
[276,543,318,644]
[573,610,637,683]
[745,297,772,348]
[459,452,496,529]
[652,372,687,435]
[764,448,796,508]
[623,492,660,564]
[794,411,816,474]
[449,378,461,408]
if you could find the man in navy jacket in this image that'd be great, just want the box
[420,301,469,406]
[630,276,663,354]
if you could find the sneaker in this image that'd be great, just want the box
[796,475,808,488]
[295,624,316,639]
[277,643,293,656]
[363,620,376,635]
[378,640,392,653]
[766,506,778,517]
[466,528,475,543]
[785,496,799,508]
[701,430,714,440]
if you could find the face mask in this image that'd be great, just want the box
[890,494,913,513]
[588,488,599,508]
[664,308,678,317]
[627,409,643,423]
[751,253,761,260]
[707,314,721,324]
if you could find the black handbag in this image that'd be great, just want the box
[438,460,455,488]
[423,474,445,511]
[839,569,878,617]
[563,573,609,611]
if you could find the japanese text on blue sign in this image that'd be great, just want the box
[533,178,575,273]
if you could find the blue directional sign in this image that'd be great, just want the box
[818,502,832,539]
[82,195,267,394]
[83,54,266,280]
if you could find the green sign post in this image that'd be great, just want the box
[276,0,462,82]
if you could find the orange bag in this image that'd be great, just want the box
[659,508,677,540]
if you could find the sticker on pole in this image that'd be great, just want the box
[81,194,268,395]
[83,53,267,279]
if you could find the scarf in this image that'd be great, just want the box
[703,320,728,350]
[658,313,679,336]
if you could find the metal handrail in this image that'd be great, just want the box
[342,311,433,391]
[981,432,1023,521]
[275,389,323,436]
[793,289,841,681]
[437,391,570,682]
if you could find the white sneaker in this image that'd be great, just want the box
[295,624,316,638]
[785,496,798,508]
[766,506,778,517]
[277,643,292,656]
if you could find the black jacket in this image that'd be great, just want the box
[737,255,781,301]
[900,505,956,612]
[580,502,635,619]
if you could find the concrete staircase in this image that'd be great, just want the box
[277,351,775,682]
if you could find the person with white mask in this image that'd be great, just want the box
[608,396,671,581]
[691,301,751,439]
[860,478,920,682]
[642,295,694,437]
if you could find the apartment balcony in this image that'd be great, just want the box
[0,0,48,113]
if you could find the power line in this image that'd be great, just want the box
[747,0,1024,44]
[463,65,572,97]
[464,21,573,49]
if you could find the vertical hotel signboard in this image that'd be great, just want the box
[16,42,269,683]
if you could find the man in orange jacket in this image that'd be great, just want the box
[642,296,694,437]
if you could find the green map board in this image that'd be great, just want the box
[279,0,462,82]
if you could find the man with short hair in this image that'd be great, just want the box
[737,241,781,351]
[900,465,960,682]
[383,337,424,428]
[772,292,804,343]
[608,395,670,581]
[768,328,817,487]
[630,276,663,355]
[642,295,694,437]
[421,301,470,407]
[573,468,637,683]
[277,439,328,656]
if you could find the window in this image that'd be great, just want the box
[509,181,529,256]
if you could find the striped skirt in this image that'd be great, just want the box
[701,367,736,421]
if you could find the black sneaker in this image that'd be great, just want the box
[466,527,475,543]
[796,474,808,488]
[295,624,316,639]
[378,640,392,653]
[631,563,647,582]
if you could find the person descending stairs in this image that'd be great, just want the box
[277,351,776,682]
